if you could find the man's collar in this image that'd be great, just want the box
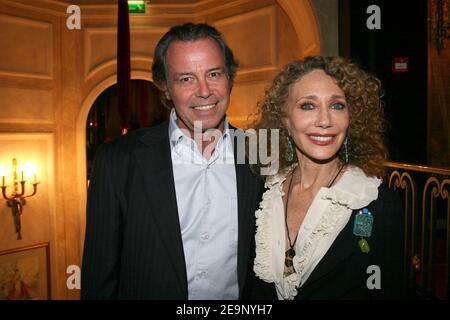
[168,108,231,149]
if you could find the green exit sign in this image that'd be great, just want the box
[128,1,145,14]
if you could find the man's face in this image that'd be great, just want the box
[164,38,231,136]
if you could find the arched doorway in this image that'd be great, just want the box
[85,80,169,181]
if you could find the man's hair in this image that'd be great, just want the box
[151,23,238,108]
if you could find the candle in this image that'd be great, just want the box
[1,176,4,186]
[21,171,24,181]
[33,173,37,183]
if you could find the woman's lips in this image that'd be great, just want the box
[307,134,337,146]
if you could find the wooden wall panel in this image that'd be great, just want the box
[213,6,277,72]
[131,28,168,60]
[0,14,53,80]
[83,27,116,79]
[84,27,168,80]
[0,86,53,124]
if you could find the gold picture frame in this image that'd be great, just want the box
[0,242,50,300]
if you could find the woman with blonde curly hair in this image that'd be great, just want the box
[250,56,404,299]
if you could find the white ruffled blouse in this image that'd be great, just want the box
[253,165,381,300]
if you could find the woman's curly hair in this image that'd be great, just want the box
[252,56,388,178]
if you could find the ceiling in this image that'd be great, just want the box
[64,0,200,4]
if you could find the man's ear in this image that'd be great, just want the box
[158,83,171,100]
[162,85,172,101]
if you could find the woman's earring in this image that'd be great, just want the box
[344,137,349,164]
[286,136,294,162]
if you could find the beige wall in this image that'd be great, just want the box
[0,0,321,299]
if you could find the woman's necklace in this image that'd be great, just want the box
[283,162,346,277]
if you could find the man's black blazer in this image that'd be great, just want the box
[81,121,264,299]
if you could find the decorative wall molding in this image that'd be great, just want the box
[0,75,53,90]
[213,6,277,73]
[276,0,320,56]
[67,0,272,18]
[0,86,54,124]
[0,14,53,80]
[0,123,55,132]
[131,28,168,58]
[0,0,68,16]
[235,67,279,84]
[83,27,115,79]
[83,27,166,80]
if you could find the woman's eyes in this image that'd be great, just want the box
[330,102,347,110]
[300,103,315,110]
[298,102,347,110]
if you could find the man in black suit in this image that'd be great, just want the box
[81,23,264,299]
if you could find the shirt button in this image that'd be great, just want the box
[200,233,209,240]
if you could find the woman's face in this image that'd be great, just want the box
[284,69,349,163]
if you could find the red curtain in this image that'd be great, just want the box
[117,0,130,134]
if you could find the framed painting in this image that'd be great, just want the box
[0,242,50,300]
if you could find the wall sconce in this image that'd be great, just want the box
[1,158,39,240]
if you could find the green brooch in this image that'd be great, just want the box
[353,208,373,254]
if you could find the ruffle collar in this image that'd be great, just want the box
[321,166,381,209]
[265,164,380,209]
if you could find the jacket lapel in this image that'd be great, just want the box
[301,211,359,287]
[133,123,188,297]
[233,130,257,297]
